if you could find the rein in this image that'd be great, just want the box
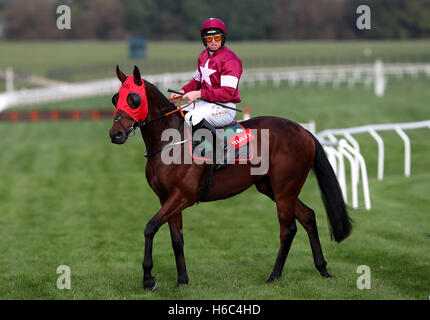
[118,97,193,159]
[143,98,192,159]
[140,98,192,129]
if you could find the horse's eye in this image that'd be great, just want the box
[112,93,119,107]
[127,92,142,109]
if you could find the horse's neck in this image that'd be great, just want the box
[140,83,183,154]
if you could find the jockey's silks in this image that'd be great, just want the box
[116,76,148,122]
[181,46,242,104]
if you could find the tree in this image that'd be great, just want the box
[345,0,430,39]
[119,0,186,39]
[4,0,63,40]
[119,0,276,40]
[3,0,429,40]
[68,0,125,39]
[0,0,14,10]
[294,0,346,39]
[207,0,276,40]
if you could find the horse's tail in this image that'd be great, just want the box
[311,135,352,242]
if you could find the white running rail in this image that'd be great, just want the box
[2,62,430,111]
[317,119,430,211]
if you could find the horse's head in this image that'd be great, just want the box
[109,65,148,144]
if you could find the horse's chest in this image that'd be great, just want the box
[146,164,168,198]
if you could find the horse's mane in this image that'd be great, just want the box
[144,80,177,114]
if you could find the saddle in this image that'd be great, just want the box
[186,120,255,170]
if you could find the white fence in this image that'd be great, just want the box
[315,120,430,211]
[242,61,430,94]
[2,62,430,112]
[0,71,194,112]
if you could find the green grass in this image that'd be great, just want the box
[1,40,430,83]
[0,77,429,299]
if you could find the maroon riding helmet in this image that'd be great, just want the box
[200,18,227,48]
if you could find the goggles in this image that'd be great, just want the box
[204,34,223,42]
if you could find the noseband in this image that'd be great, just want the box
[113,113,138,136]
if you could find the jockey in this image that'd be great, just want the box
[170,17,243,163]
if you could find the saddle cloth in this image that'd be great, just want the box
[186,121,255,164]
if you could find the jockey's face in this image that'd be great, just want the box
[206,35,222,52]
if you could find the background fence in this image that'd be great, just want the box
[2,61,430,112]
[315,119,430,210]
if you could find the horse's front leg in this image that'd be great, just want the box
[142,192,189,291]
[168,212,189,287]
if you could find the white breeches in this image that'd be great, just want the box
[184,101,236,127]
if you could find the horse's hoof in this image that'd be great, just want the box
[143,277,157,291]
[266,275,280,283]
[320,271,334,279]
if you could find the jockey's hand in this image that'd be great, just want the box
[170,90,184,100]
[183,90,201,103]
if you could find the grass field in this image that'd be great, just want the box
[1,40,430,84]
[0,75,429,300]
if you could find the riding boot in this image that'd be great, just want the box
[191,118,226,166]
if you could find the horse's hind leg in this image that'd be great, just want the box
[168,212,189,287]
[267,196,297,283]
[256,178,331,281]
[256,178,297,282]
[296,199,332,278]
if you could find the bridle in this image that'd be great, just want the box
[114,98,193,158]
[113,113,138,136]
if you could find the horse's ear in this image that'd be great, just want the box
[116,65,127,83]
[133,65,142,86]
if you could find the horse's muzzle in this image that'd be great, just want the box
[110,129,128,144]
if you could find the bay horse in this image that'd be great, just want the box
[109,66,352,291]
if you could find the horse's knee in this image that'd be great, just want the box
[144,220,159,238]
[297,203,317,227]
[281,220,297,240]
[303,209,316,226]
[287,221,297,236]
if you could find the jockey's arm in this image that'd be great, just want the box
[171,74,200,100]
[180,68,202,95]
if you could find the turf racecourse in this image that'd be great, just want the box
[0,77,429,300]
[1,40,430,86]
